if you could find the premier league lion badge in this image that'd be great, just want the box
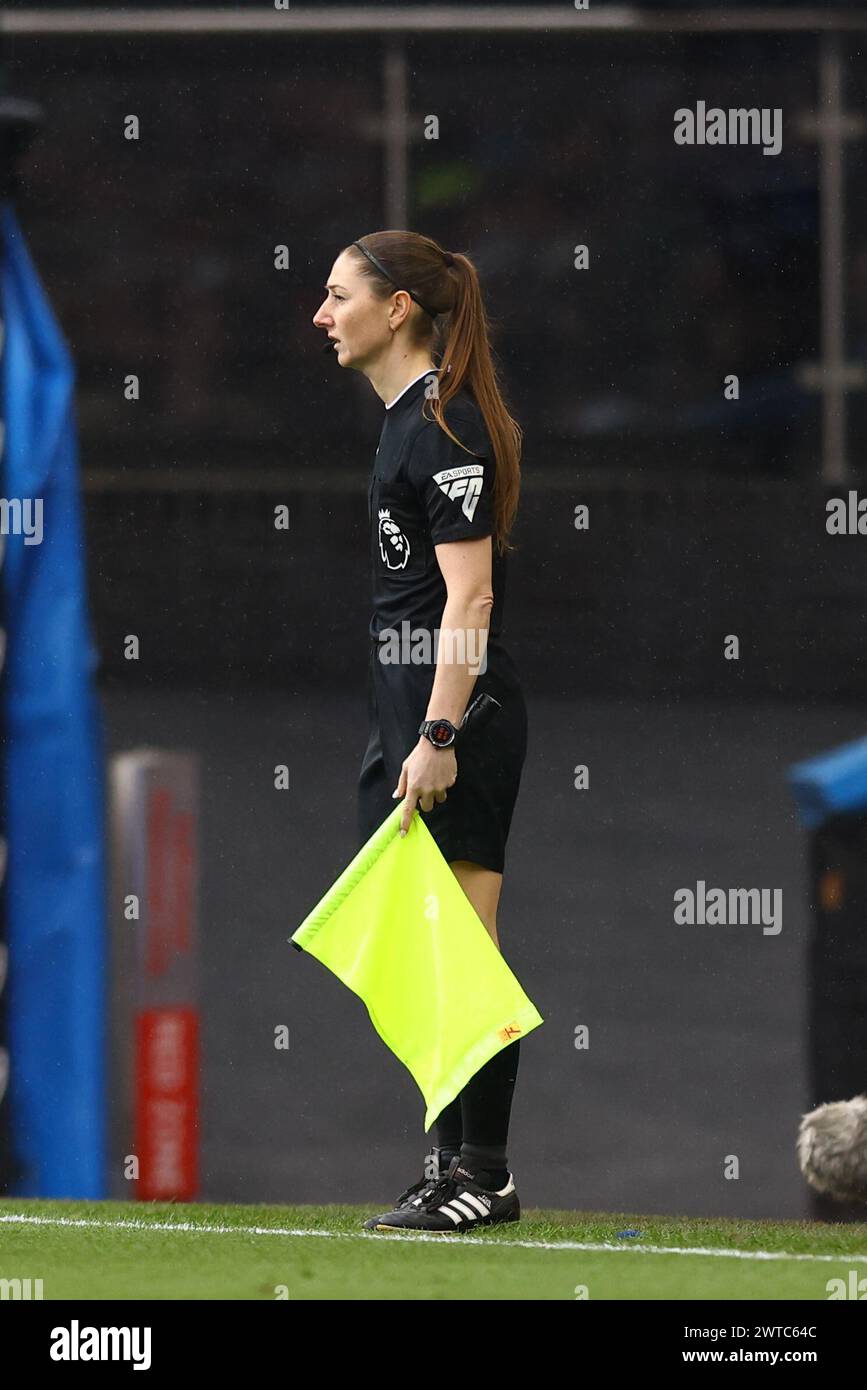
[378,508,411,569]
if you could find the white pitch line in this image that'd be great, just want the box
[1,1212,865,1263]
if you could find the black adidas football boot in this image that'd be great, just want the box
[362,1147,457,1230]
[364,1155,520,1234]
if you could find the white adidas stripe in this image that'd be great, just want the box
[451,1200,480,1221]
[439,1202,475,1225]
[437,1192,493,1224]
[459,1193,492,1216]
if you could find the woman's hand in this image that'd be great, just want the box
[393,738,458,837]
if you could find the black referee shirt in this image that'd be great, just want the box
[367,370,507,646]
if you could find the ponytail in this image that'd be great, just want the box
[349,231,523,555]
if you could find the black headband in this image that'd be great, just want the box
[352,239,442,320]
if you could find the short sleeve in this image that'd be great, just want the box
[406,415,494,545]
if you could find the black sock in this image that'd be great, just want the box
[459,1039,520,1187]
[434,1147,461,1177]
[477,1169,509,1190]
[458,1156,509,1189]
[434,1092,463,1155]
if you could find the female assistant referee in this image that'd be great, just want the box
[313,230,528,1234]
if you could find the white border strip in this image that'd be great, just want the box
[2,1211,866,1262]
[2,8,866,37]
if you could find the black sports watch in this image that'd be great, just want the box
[418,717,458,749]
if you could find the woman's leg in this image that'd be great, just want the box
[433,861,503,1158]
[449,860,502,947]
[434,861,520,1189]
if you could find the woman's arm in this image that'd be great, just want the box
[426,533,494,721]
[393,534,494,835]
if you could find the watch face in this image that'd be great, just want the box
[429,720,454,746]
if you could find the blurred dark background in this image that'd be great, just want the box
[5,5,867,1220]
[8,15,867,698]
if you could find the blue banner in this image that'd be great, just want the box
[788,735,867,830]
[1,199,106,1197]
[0,248,11,1190]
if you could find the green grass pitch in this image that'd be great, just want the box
[1,1198,865,1300]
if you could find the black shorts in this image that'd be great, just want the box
[357,637,528,874]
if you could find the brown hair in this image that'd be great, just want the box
[347,230,522,556]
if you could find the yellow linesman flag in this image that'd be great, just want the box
[290,802,543,1131]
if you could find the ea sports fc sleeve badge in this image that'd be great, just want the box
[407,420,495,546]
[289,803,543,1130]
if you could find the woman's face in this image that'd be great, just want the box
[313,250,392,370]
